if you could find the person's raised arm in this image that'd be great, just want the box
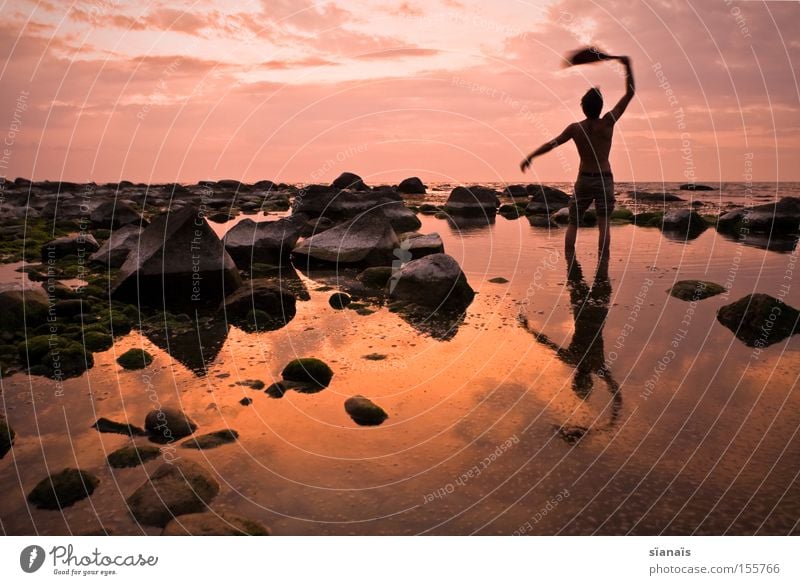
[606,56,635,123]
[520,123,575,172]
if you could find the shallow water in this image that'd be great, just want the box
[1,213,799,535]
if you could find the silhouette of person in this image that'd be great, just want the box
[520,55,635,259]
[519,254,622,442]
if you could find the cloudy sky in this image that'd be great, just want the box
[1,0,798,184]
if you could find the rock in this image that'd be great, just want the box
[397,177,426,194]
[91,417,147,437]
[418,203,440,215]
[126,459,219,527]
[292,212,400,267]
[378,200,422,233]
[281,358,333,389]
[107,444,161,468]
[356,266,394,289]
[668,280,726,301]
[717,294,799,347]
[83,331,113,352]
[90,200,145,229]
[610,208,634,221]
[235,379,265,390]
[181,429,239,450]
[53,298,85,318]
[21,335,94,379]
[264,381,288,398]
[89,225,143,268]
[738,197,800,234]
[0,288,50,331]
[525,185,571,214]
[332,172,368,191]
[660,209,707,238]
[444,186,498,217]
[498,203,525,218]
[388,253,474,312]
[40,234,100,263]
[344,395,388,426]
[632,211,664,227]
[716,209,745,232]
[144,407,197,443]
[27,468,100,510]
[628,191,684,202]
[488,277,509,284]
[0,419,14,458]
[220,280,296,330]
[117,348,153,370]
[527,215,558,228]
[162,512,271,536]
[399,232,444,260]
[239,397,253,406]
[110,206,242,308]
[299,216,335,238]
[503,184,529,198]
[222,215,305,267]
[680,183,714,190]
[329,292,351,309]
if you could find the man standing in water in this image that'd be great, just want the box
[520,55,635,259]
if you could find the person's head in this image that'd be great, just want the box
[581,87,603,119]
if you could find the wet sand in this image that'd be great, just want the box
[1,214,799,535]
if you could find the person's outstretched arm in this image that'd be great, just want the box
[520,123,575,172]
[606,56,635,123]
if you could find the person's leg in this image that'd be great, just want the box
[597,214,611,258]
[596,176,615,258]
[565,222,578,261]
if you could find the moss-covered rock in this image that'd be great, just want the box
[281,358,333,389]
[91,417,147,436]
[83,331,114,352]
[633,211,664,227]
[344,395,388,426]
[356,266,394,289]
[27,468,100,509]
[668,280,726,301]
[117,348,153,370]
[610,207,634,221]
[144,408,197,443]
[162,512,271,536]
[107,444,161,468]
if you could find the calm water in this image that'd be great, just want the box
[1,192,799,535]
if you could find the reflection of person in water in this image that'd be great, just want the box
[519,254,621,441]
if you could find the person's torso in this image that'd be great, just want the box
[574,118,614,173]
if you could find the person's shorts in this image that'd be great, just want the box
[569,173,615,225]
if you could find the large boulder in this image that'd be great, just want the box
[332,172,368,191]
[292,212,400,267]
[717,294,799,347]
[378,201,421,232]
[680,183,714,191]
[27,468,100,510]
[89,225,143,268]
[388,253,474,312]
[628,191,684,202]
[660,209,707,239]
[110,206,242,307]
[222,215,305,267]
[220,280,296,330]
[740,197,800,234]
[126,459,220,527]
[0,288,50,331]
[397,177,426,194]
[41,234,100,262]
[90,200,145,229]
[162,512,271,536]
[444,186,499,217]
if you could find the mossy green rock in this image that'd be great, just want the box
[27,468,100,509]
[281,358,333,389]
[668,280,726,301]
[344,395,389,426]
[83,331,114,352]
[117,348,153,370]
[107,444,161,468]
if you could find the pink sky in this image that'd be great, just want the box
[1,0,798,184]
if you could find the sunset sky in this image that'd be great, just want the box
[1,0,798,184]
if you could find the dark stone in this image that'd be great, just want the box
[40,234,100,263]
[144,407,197,443]
[91,417,147,437]
[117,348,153,370]
[220,280,296,331]
[525,185,571,215]
[679,183,714,191]
[126,459,219,527]
[660,209,707,239]
[397,177,426,194]
[265,381,288,398]
[329,292,351,309]
[717,294,799,347]
[181,429,239,450]
[388,253,475,312]
[668,280,726,301]
[89,225,143,268]
[0,288,49,331]
[281,358,333,389]
[107,444,161,468]
[398,232,444,260]
[90,200,145,229]
[110,206,242,308]
[444,186,499,217]
[27,468,99,510]
[222,215,305,267]
[356,266,394,289]
[344,395,388,426]
[628,191,684,202]
[332,172,368,191]
[239,397,253,406]
[0,419,14,459]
